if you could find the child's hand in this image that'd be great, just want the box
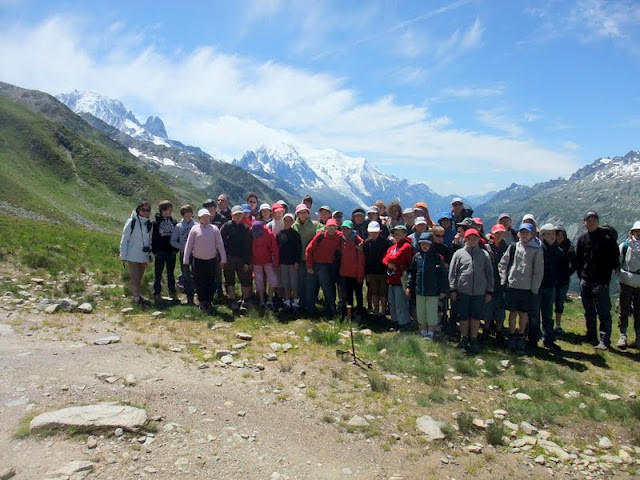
[405,288,411,298]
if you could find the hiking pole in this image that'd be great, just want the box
[336,305,372,369]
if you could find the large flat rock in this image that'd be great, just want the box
[30,403,147,432]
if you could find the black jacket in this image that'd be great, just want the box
[541,240,565,289]
[432,242,453,265]
[363,236,392,275]
[575,228,619,284]
[152,214,177,254]
[485,239,509,290]
[407,251,449,297]
[220,220,252,264]
[557,238,576,286]
[276,229,302,265]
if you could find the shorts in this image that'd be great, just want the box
[366,274,388,297]
[456,293,485,320]
[279,264,299,294]
[505,288,535,313]
[224,257,252,287]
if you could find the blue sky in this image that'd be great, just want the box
[1,0,639,195]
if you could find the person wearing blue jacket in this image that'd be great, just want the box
[437,212,456,247]
[407,233,449,340]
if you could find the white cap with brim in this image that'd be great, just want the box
[367,221,381,233]
[523,214,536,223]
[414,217,427,225]
[451,197,464,204]
[197,208,211,218]
[631,221,640,232]
[539,223,556,233]
[498,213,511,220]
[283,213,295,221]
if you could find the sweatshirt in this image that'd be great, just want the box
[170,218,195,252]
[305,231,343,270]
[498,239,544,294]
[407,250,449,297]
[152,213,177,254]
[119,211,153,263]
[449,245,494,296]
[276,228,302,266]
[183,224,227,263]
[220,220,252,264]
[382,238,414,286]
[575,227,620,285]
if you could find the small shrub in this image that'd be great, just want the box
[367,372,390,394]
[279,361,293,373]
[22,251,58,271]
[428,388,447,403]
[456,412,474,434]
[452,358,478,377]
[440,423,456,440]
[310,324,340,346]
[486,422,505,445]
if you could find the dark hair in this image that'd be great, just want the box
[247,192,258,202]
[158,200,173,212]
[388,201,403,221]
[135,200,151,215]
[180,205,193,216]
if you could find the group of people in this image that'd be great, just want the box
[119,193,640,354]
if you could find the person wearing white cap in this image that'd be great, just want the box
[617,221,640,349]
[292,204,322,312]
[363,221,392,318]
[450,197,473,228]
[170,205,196,305]
[183,209,227,313]
[408,217,428,251]
[258,203,272,223]
[120,200,153,305]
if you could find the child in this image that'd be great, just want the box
[305,218,343,316]
[268,203,286,236]
[276,213,302,311]
[338,220,365,316]
[363,221,392,318]
[258,203,272,223]
[220,205,253,313]
[251,221,279,309]
[539,223,565,350]
[170,205,196,305]
[407,233,448,339]
[449,228,494,354]
[437,212,456,247]
[152,200,178,301]
[498,223,544,354]
[483,224,509,341]
[617,221,640,349]
[382,224,415,329]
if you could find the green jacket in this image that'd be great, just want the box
[293,219,322,262]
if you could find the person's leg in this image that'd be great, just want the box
[425,296,439,335]
[387,285,399,324]
[618,283,632,338]
[180,253,194,303]
[395,286,411,327]
[379,278,388,319]
[128,262,143,300]
[354,281,364,313]
[305,268,319,315]
[594,283,612,347]
[254,265,265,305]
[581,280,598,343]
[555,283,569,331]
[290,265,299,307]
[631,286,640,346]
[153,252,166,297]
[265,264,279,305]
[202,259,216,308]
[316,264,336,316]
[165,252,177,296]
[213,260,223,299]
[224,260,237,301]
[415,295,428,332]
[540,287,556,345]
[527,292,541,346]
[192,259,207,309]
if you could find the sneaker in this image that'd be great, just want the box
[543,341,562,351]
[185,296,195,306]
[594,341,608,351]
[467,338,480,355]
[292,298,300,308]
[617,334,628,350]
[426,331,435,341]
[231,299,239,313]
[419,329,430,338]
[457,336,469,350]
[554,326,567,335]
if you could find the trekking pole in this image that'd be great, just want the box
[339,305,372,369]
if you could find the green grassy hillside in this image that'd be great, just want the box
[0,94,208,232]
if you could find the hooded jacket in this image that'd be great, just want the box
[449,244,494,296]
[498,239,544,294]
[382,238,414,285]
[557,238,576,286]
[339,233,365,282]
[220,220,252,264]
[170,218,195,252]
[619,238,640,288]
[363,236,392,275]
[292,218,322,262]
[484,239,508,291]
[540,240,566,289]
[305,230,344,270]
[276,228,302,265]
[120,210,153,263]
[407,250,449,297]
[152,213,177,254]
[251,226,279,267]
[575,227,619,284]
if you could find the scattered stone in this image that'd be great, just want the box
[472,419,486,429]
[215,349,230,358]
[579,402,587,409]
[270,342,282,351]
[503,420,518,433]
[170,346,183,352]
[599,454,623,464]
[599,393,621,401]
[282,342,293,352]
[342,468,352,475]
[515,393,531,401]
[391,433,401,440]
[237,411,246,417]
[255,363,266,371]
[564,390,581,398]
[30,403,147,432]
[151,311,165,317]
[58,298,79,312]
[44,304,61,314]
[86,436,98,449]
[475,358,485,366]
[598,437,613,450]
[0,468,16,480]
[347,415,370,427]
[440,457,449,464]
[520,421,538,435]
[93,336,120,345]
[537,430,551,441]
[493,409,508,419]
[123,374,137,386]
[538,439,571,462]
[236,332,253,341]
[121,307,134,314]
[54,461,95,476]
[379,348,388,355]
[415,415,445,441]
[77,303,93,314]
[143,466,158,473]
[467,443,483,454]
[233,342,248,350]
[220,355,234,365]
[618,449,632,464]
[197,363,210,370]
[30,277,45,284]
[499,359,510,368]
[451,375,463,381]
[629,392,637,399]
[175,457,189,466]
[535,455,546,465]
[263,353,278,361]
[114,428,124,437]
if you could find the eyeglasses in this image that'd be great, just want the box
[140,208,150,212]
[248,200,257,204]
[433,234,444,238]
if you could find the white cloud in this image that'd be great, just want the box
[0,16,578,186]
[563,141,580,150]
[440,84,505,98]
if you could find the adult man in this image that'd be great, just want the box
[317,206,332,225]
[451,197,473,228]
[217,194,232,221]
[220,205,253,313]
[575,211,619,350]
[498,213,518,245]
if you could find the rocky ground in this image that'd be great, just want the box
[1,280,640,479]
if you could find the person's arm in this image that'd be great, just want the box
[119,218,132,262]
[406,255,417,295]
[214,227,227,265]
[183,227,196,264]
[306,233,320,271]
[170,224,182,251]
[271,234,279,269]
[448,252,459,299]
[531,249,544,294]
[484,251,494,294]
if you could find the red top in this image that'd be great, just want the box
[339,235,365,283]
[305,231,343,270]
[251,227,279,267]
[382,238,414,285]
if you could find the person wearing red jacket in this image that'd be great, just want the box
[306,218,343,316]
[251,221,279,309]
[383,224,414,329]
[338,220,365,317]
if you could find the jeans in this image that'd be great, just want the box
[314,263,336,316]
[580,279,612,345]
[154,251,176,296]
[539,287,556,344]
[341,276,363,311]
[179,252,194,298]
[618,283,640,335]
[388,284,410,326]
[555,283,569,314]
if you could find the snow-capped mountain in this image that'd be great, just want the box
[233,144,454,215]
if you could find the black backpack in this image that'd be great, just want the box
[130,216,152,234]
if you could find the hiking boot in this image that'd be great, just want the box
[515,336,526,355]
[507,334,517,353]
[231,299,240,313]
[554,326,567,336]
[265,301,274,310]
[467,338,480,355]
[457,336,469,350]
[594,341,608,351]
[419,329,430,338]
[617,334,628,350]
[185,296,195,306]
[543,341,562,351]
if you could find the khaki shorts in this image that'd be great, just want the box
[366,274,388,297]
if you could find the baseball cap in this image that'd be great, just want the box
[367,221,381,233]
[341,220,354,229]
[197,208,211,218]
[231,205,243,215]
[464,228,480,238]
[498,213,511,220]
[295,204,309,214]
[414,217,428,226]
[451,197,464,205]
[271,203,285,212]
[318,205,332,213]
[414,202,428,211]
[539,223,556,233]
[402,207,414,215]
[631,221,640,232]
[202,198,215,208]
[325,218,338,227]
[418,232,433,244]
[518,223,534,232]
[367,206,379,214]
[241,204,252,213]
[522,213,536,223]
[491,224,506,233]
[392,224,408,232]
[283,213,295,222]
[259,203,271,211]
[584,210,599,221]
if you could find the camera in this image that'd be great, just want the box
[143,246,151,253]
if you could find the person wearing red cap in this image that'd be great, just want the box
[483,224,509,343]
[382,225,415,329]
[268,202,286,236]
[305,218,344,316]
[449,228,494,354]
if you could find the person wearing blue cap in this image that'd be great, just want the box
[407,233,449,339]
[437,212,456,247]
[498,223,544,354]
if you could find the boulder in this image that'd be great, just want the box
[415,415,446,441]
[30,404,147,432]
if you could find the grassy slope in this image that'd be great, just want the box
[0,95,208,232]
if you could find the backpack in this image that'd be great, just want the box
[130,216,152,234]
[601,225,618,243]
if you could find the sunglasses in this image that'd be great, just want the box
[248,200,257,204]
[433,234,444,238]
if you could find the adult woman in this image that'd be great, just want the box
[386,201,404,230]
[617,221,640,349]
[183,209,227,312]
[120,201,153,304]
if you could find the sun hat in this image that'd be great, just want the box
[402,208,414,215]
[630,221,640,232]
[283,213,295,221]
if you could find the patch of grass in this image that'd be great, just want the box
[322,414,335,424]
[440,423,456,440]
[456,412,474,434]
[428,388,448,404]
[486,422,505,445]
[309,323,341,346]
[62,276,85,295]
[367,371,390,394]
[452,357,478,377]
[279,361,293,373]
[14,412,39,439]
